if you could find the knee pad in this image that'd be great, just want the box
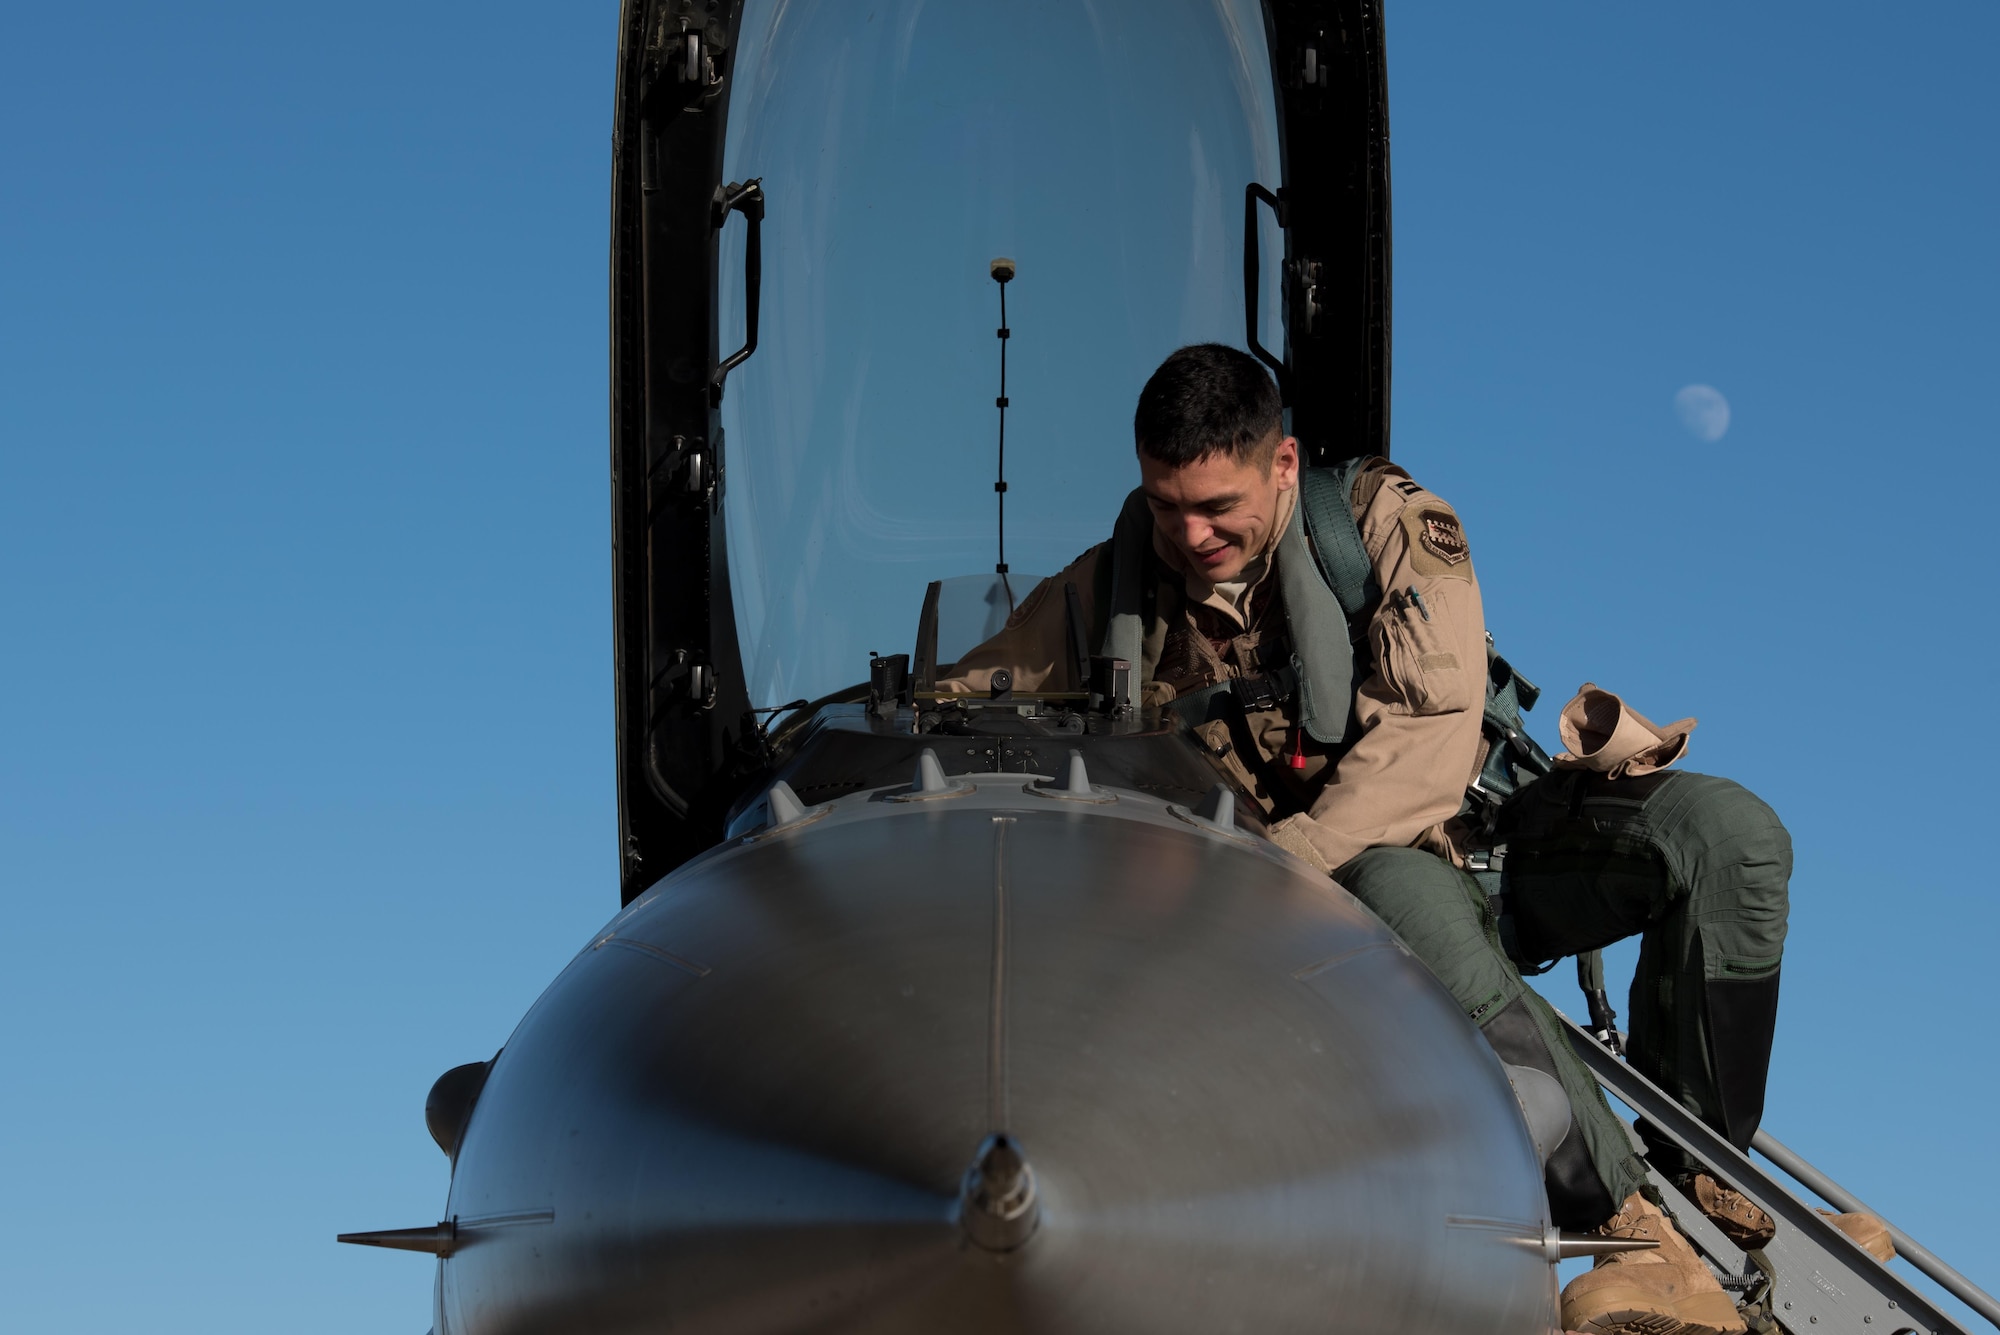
[1480,997,1618,1230]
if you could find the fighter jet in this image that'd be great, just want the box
[340,3,1999,1332]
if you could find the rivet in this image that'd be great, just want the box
[1810,1319,1817,1325]
[1785,1303,1793,1311]
[1864,1318,1873,1325]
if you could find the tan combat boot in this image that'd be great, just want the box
[1685,1173,1775,1249]
[1683,1172,1894,1262]
[1561,1193,1747,1335]
[1818,1208,1895,1262]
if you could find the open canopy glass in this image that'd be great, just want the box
[718,0,1284,708]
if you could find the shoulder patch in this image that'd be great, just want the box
[1397,504,1475,579]
[1417,510,1468,565]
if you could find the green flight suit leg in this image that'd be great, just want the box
[1494,769,1791,1180]
[1336,846,1649,1229]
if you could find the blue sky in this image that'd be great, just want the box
[2,3,1994,1332]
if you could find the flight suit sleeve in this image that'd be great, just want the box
[1272,478,1487,875]
[938,544,1106,695]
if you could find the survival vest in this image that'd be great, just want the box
[1094,459,1554,814]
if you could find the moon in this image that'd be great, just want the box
[1674,384,1731,441]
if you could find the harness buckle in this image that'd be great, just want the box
[1227,663,1298,714]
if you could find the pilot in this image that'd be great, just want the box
[945,344,1886,1334]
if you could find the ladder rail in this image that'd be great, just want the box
[1752,1130,2000,1332]
[1562,1016,1981,1335]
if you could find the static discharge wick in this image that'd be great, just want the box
[990,256,1016,611]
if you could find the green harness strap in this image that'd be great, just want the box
[1096,489,1155,680]
[1475,644,1554,803]
[1297,459,1379,620]
[1274,460,1372,744]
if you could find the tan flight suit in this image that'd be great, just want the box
[945,457,1488,872]
[943,455,1770,1230]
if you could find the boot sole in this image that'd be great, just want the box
[1566,1286,1746,1335]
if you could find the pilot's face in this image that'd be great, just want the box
[1138,433,1299,584]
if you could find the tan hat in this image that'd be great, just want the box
[1554,683,1696,779]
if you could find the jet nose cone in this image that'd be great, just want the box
[959,1133,1039,1252]
[442,793,1559,1333]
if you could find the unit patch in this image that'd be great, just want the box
[1417,510,1469,566]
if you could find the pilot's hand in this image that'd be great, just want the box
[1267,815,1334,875]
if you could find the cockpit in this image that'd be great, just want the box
[612,0,1390,891]
[717,0,1286,708]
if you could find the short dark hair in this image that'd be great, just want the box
[1133,343,1283,467]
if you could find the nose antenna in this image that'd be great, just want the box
[990,257,1015,610]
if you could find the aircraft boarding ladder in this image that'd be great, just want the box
[1561,1015,1997,1335]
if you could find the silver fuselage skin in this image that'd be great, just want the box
[433,745,1559,1334]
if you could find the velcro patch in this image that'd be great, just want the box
[1398,503,1475,579]
[1417,510,1468,566]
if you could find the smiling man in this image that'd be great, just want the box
[941,343,1886,1335]
[948,342,1486,853]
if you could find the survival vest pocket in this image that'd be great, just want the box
[1371,585,1476,715]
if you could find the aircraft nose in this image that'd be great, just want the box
[438,785,1556,1334]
